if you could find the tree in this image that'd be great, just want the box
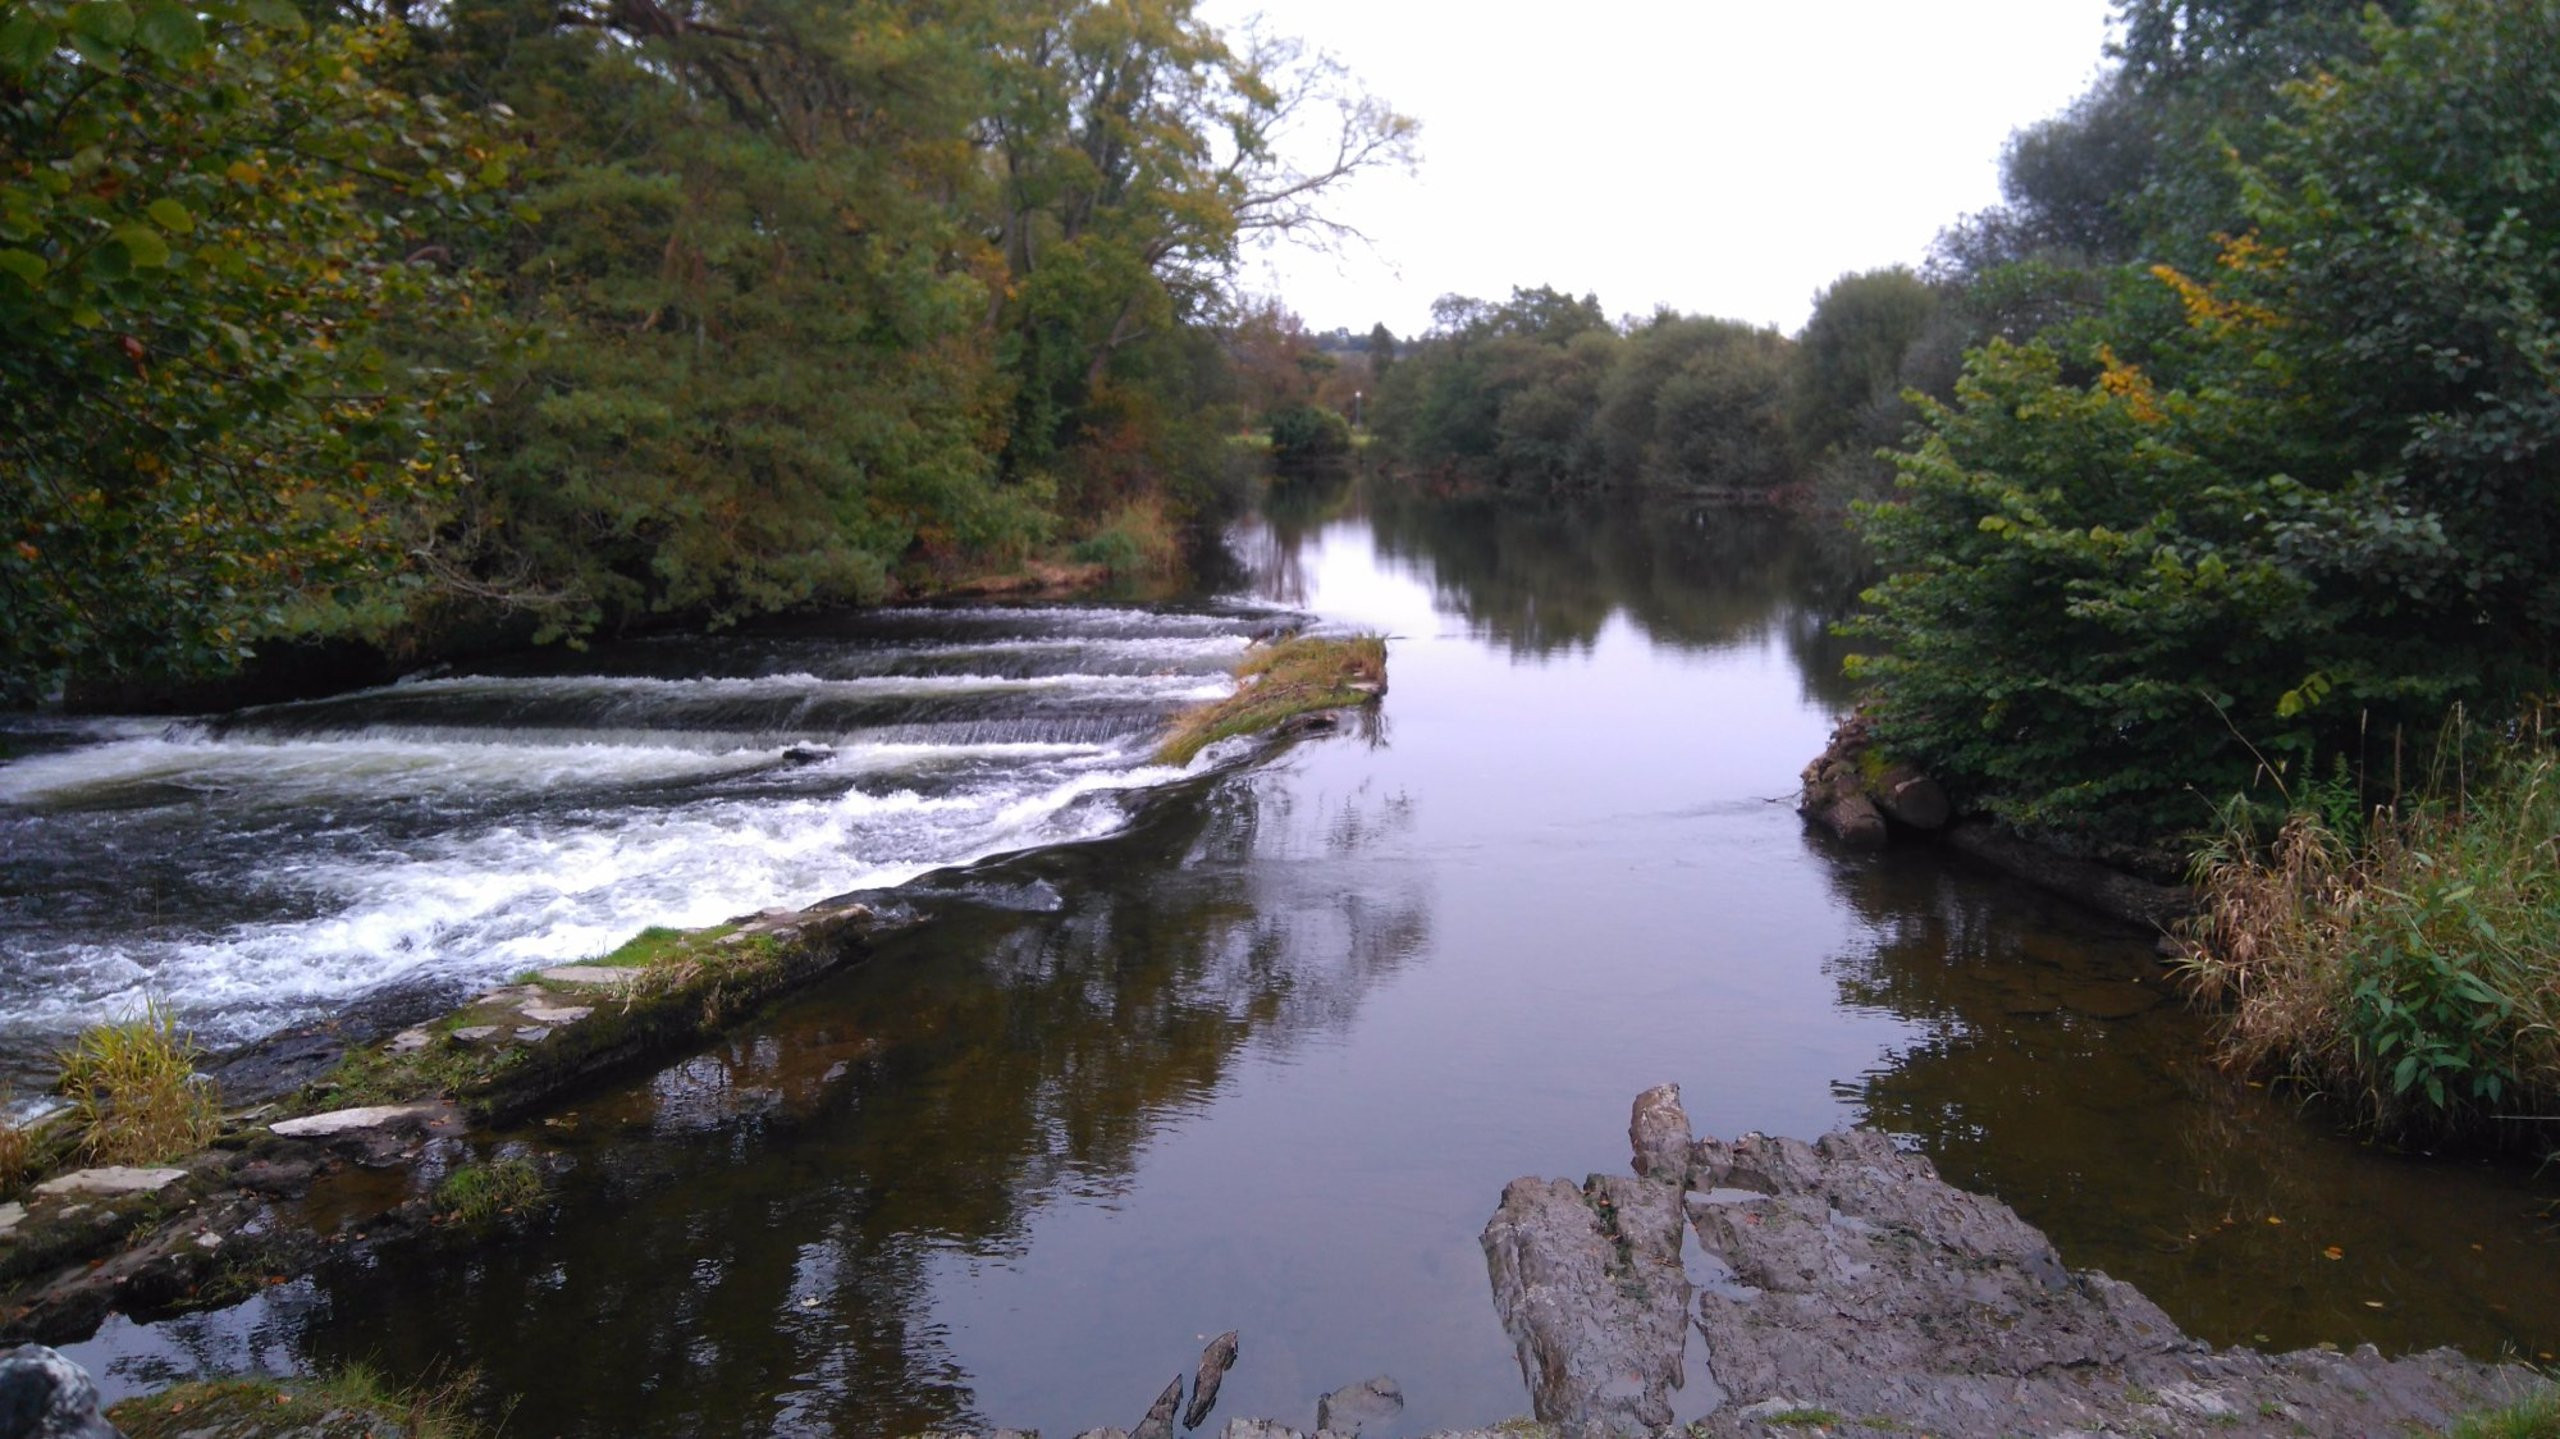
[1852,0,2560,838]
[0,0,505,698]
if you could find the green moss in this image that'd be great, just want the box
[110,1364,496,1439]
[598,923,737,968]
[1156,634,1386,766]
[434,1155,546,1228]
[1768,1410,1844,1429]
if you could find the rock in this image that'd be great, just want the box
[268,1104,442,1139]
[1669,1119,2544,1436]
[1184,1332,1239,1430]
[1075,1429,1134,1439]
[32,1168,186,1199]
[536,966,641,988]
[1214,1423,1292,1439]
[0,1204,25,1241]
[1628,1083,1692,1184]
[449,1025,501,1046]
[1944,822,2195,931]
[1132,1374,1184,1439]
[519,1005,593,1025]
[1313,1377,1402,1436]
[513,1026,554,1043]
[0,1345,122,1439]
[1873,764,1950,830]
[386,1027,434,1055]
[1483,1090,1694,1439]
[1803,784,1886,848]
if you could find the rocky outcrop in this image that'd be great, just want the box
[1481,1171,1692,1438]
[1799,713,2195,930]
[1796,713,1945,849]
[1487,1085,2550,1438]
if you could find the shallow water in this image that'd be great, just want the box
[49,481,2560,1434]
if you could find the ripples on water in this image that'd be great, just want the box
[0,604,1291,1081]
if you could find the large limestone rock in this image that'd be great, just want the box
[1488,1087,2551,1439]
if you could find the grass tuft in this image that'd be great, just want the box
[434,1155,547,1228]
[110,1361,500,1439]
[1155,634,1386,766]
[0,1102,28,1194]
[2444,1385,2560,1439]
[2180,729,2560,1142]
[56,998,220,1167]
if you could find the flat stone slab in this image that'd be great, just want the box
[536,966,641,988]
[519,1004,593,1025]
[269,1103,443,1138]
[0,1201,24,1239]
[33,1167,187,1198]
[1490,1087,2553,1439]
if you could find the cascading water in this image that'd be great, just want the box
[0,602,1291,1088]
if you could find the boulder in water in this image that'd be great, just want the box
[0,1345,123,1439]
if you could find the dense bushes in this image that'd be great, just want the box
[1850,0,2560,839]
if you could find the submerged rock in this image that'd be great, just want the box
[1183,1332,1240,1430]
[1313,1376,1402,1436]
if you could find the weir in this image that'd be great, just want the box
[0,603,1294,1089]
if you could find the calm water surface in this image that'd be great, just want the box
[59,481,2560,1435]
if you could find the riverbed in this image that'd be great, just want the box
[37,478,2560,1436]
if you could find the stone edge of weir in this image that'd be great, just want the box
[0,683,1387,1352]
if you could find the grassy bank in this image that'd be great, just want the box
[1156,634,1387,766]
[2180,729,2560,1149]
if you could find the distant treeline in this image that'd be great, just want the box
[1349,0,2560,848]
[0,0,1411,701]
[1346,264,1954,499]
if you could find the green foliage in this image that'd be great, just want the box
[1155,634,1384,766]
[1853,0,2560,838]
[1791,268,1939,463]
[1267,401,1352,464]
[1373,290,1794,493]
[2182,729,2560,1141]
[434,1153,546,1227]
[0,0,508,698]
[2442,1386,2560,1439]
[56,997,220,1166]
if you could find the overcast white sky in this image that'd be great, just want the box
[1203,0,2120,339]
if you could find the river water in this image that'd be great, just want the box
[34,479,2560,1434]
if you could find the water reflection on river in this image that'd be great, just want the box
[68,477,2560,1436]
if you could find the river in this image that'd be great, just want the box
[29,477,2560,1435]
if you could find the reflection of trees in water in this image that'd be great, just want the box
[294,769,1430,1439]
[1242,469,1362,608]
[1806,842,2560,1359]
[1351,487,1871,706]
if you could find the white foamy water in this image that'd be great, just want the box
[0,604,1281,1064]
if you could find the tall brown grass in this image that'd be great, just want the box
[56,998,221,1166]
[2180,736,2560,1143]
